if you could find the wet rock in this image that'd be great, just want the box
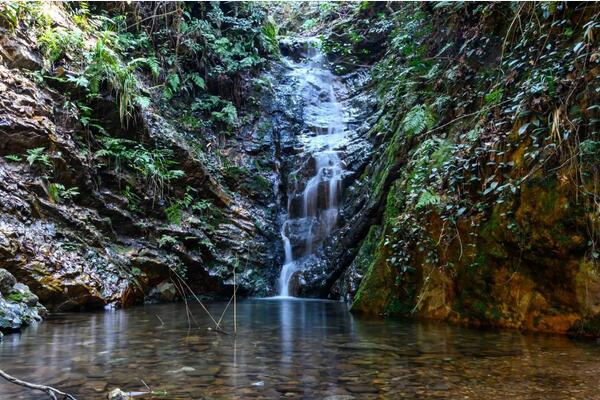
[9,282,39,307]
[0,268,16,294]
[148,281,178,303]
[0,292,44,331]
[0,29,43,70]
[107,388,131,400]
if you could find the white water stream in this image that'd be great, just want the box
[278,39,348,297]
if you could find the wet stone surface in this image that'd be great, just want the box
[1,299,600,399]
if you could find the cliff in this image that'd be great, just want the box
[314,2,600,335]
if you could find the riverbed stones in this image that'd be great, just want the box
[107,388,131,400]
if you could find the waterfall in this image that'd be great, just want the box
[277,39,347,297]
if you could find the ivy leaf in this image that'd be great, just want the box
[483,181,498,195]
[518,123,530,135]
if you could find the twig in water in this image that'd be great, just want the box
[167,267,228,334]
[155,314,165,327]
[0,369,77,400]
[216,291,235,329]
[233,261,237,336]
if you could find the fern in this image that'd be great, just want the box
[158,234,178,248]
[38,26,83,63]
[26,147,52,170]
[189,73,206,90]
[122,185,140,212]
[402,104,436,138]
[211,102,238,128]
[4,154,22,162]
[163,73,181,99]
[48,183,79,203]
[165,203,182,225]
[484,88,503,105]
[416,190,441,210]
[83,33,140,126]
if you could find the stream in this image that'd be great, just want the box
[2,299,600,399]
[277,38,349,297]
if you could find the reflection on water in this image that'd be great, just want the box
[1,299,599,399]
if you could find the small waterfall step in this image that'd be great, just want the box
[276,38,349,297]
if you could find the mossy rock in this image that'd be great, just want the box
[351,241,395,314]
[7,292,23,303]
[350,225,382,277]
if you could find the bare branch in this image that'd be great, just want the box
[0,369,77,400]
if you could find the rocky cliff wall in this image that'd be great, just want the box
[316,2,600,335]
[0,2,283,332]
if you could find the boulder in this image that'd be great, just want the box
[148,281,178,303]
[0,268,16,295]
[10,282,39,307]
[0,294,44,331]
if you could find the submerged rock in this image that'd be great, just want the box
[148,281,178,303]
[107,388,131,400]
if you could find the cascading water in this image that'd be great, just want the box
[277,39,348,297]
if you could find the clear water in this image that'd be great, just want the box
[1,300,600,399]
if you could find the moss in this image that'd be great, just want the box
[479,207,509,259]
[7,292,23,302]
[372,126,405,199]
[351,238,395,314]
[352,225,382,276]
[386,295,414,315]
[383,181,404,225]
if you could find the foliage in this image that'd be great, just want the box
[158,234,178,248]
[48,183,79,203]
[165,202,182,225]
[94,137,184,202]
[122,185,140,212]
[416,190,441,210]
[38,26,83,63]
[4,154,22,162]
[210,102,238,129]
[0,1,49,31]
[82,33,144,125]
[25,147,52,171]
[484,88,503,105]
[402,105,436,138]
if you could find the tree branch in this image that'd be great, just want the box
[0,369,77,400]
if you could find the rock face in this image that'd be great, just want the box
[306,3,600,336]
[0,2,282,329]
[148,281,178,303]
